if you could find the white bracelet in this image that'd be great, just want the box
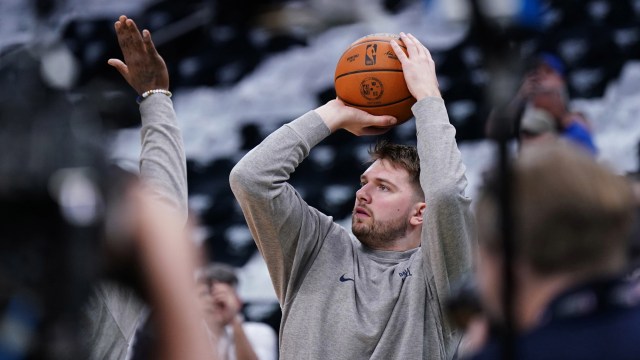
[137,89,172,104]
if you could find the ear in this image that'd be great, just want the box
[409,201,426,226]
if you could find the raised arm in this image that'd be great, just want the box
[86,16,190,360]
[392,33,474,355]
[108,15,188,219]
[229,109,329,303]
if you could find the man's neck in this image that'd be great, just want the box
[362,234,421,252]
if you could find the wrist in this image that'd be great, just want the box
[136,89,172,104]
[314,101,342,132]
[414,87,441,101]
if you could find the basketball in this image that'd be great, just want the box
[334,33,416,125]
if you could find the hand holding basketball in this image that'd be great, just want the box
[334,33,417,125]
[315,99,397,136]
[391,33,440,101]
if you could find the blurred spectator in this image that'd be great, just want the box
[0,47,106,360]
[626,170,640,283]
[527,64,597,154]
[0,12,211,360]
[517,104,558,146]
[493,53,598,154]
[467,142,640,359]
[128,187,215,360]
[196,263,277,360]
[85,15,190,360]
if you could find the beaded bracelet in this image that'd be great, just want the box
[136,89,172,104]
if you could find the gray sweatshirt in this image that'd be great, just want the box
[230,97,473,360]
[86,94,188,360]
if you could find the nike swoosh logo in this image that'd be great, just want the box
[339,274,355,282]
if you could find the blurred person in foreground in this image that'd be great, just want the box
[85,15,189,359]
[128,187,214,360]
[467,141,640,359]
[196,264,277,360]
[230,33,473,360]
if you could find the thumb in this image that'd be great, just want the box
[366,114,398,128]
[361,126,393,136]
[107,58,130,79]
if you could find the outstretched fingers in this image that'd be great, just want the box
[110,15,170,94]
[404,33,431,60]
[390,39,408,63]
[115,17,146,63]
[110,17,132,80]
[400,32,420,59]
[392,32,441,100]
[125,18,145,44]
[392,32,429,65]
[114,19,127,52]
[142,29,160,57]
[407,33,431,60]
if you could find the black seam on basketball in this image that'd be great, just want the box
[340,95,415,108]
[348,39,407,49]
[334,69,404,81]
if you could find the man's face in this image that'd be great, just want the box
[352,159,419,249]
[530,73,566,120]
[198,281,241,328]
[211,281,241,326]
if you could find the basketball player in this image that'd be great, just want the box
[230,32,473,360]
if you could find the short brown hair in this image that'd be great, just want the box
[477,142,636,276]
[195,263,238,287]
[369,140,423,199]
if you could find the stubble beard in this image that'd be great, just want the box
[352,211,410,249]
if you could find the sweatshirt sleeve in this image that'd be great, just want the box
[413,97,474,357]
[138,93,188,222]
[86,94,188,359]
[229,111,335,304]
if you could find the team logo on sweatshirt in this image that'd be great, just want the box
[399,268,412,281]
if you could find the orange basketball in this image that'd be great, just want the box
[334,33,416,125]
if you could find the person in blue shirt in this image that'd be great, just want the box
[525,67,597,154]
[499,53,598,155]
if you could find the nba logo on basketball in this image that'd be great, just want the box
[360,77,384,101]
[365,44,377,65]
